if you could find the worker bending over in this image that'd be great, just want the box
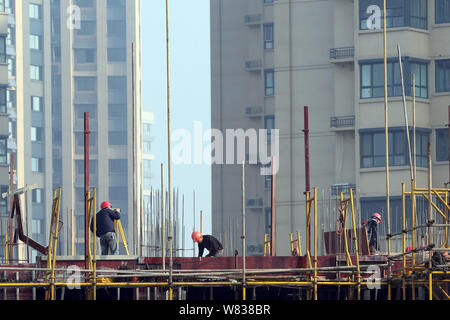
[192,231,223,257]
[362,212,382,255]
[91,201,121,255]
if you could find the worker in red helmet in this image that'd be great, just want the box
[192,231,223,258]
[362,212,382,255]
[90,201,121,255]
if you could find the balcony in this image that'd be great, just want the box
[245,59,262,72]
[329,47,355,64]
[246,197,264,209]
[245,14,261,26]
[331,184,356,197]
[330,115,355,131]
[245,106,263,118]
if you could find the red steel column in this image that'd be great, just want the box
[271,156,276,256]
[84,113,90,271]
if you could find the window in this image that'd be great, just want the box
[360,58,428,99]
[264,69,274,96]
[75,160,97,175]
[109,187,128,201]
[360,128,430,168]
[29,3,42,19]
[108,104,127,119]
[76,20,96,36]
[264,0,274,3]
[30,65,42,80]
[75,49,96,63]
[108,76,127,91]
[263,23,274,50]
[75,77,96,91]
[361,197,410,234]
[437,129,449,162]
[8,58,15,76]
[0,87,6,113]
[0,137,6,164]
[265,174,272,189]
[6,27,15,47]
[7,90,15,109]
[0,36,6,63]
[31,127,43,142]
[359,0,427,30]
[31,96,43,112]
[108,48,127,62]
[109,131,127,146]
[264,115,275,143]
[75,0,94,7]
[436,59,450,92]
[436,0,450,23]
[32,189,43,204]
[107,20,126,37]
[0,186,7,214]
[32,219,43,239]
[31,158,44,172]
[8,121,16,139]
[107,0,126,7]
[143,141,151,154]
[109,159,128,174]
[30,34,41,50]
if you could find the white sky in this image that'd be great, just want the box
[141,0,212,253]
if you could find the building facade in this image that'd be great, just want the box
[0,0,142,262]
[211,0,450,256]
[0,5,12,262]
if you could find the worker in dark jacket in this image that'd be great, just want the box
[192,231,223,257]
[362,212,382,255]
[91,201,121,255]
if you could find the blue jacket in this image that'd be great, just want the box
[90,208,121,237]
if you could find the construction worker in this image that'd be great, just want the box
[91,201,121,255]
[192,231,223,258]
[362,212,382,255]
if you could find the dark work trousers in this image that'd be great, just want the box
[100,232,118,255]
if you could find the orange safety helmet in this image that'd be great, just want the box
[101,201,112,210]
[191,231,202,242]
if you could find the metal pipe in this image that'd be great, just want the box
[242,162,246,300]
[8,154,13,264]
[84,112,90,273]
[165,0,174,301]
[398,45,414,181]
[428,142,433,272]
[383,0,392,300]
[271,156,276,256]
[313,188,318,301]
[161,164,165,270]
[350,189,361,300]
[303,106,310,255]
[402,183,406,300]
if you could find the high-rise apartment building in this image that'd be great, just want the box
[0,0,142,262]
[0,6,12,262]
[211,0,450,256]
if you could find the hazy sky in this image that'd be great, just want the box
[141,0,212,252]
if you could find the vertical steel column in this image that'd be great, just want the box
[242,162,247,301]
[8,154,14,264]
[84,113,90,273]
[271,156,276,256]
[303,107,310,255]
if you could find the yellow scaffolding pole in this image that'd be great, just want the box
[264,234,271,257]
[313,187,318,301]
[290,231,302,256]
[349,189,361,300]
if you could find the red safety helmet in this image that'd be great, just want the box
[372,212,382,223]
[191,231,202,242]
[101,201,112,210]
[406,246,413,253]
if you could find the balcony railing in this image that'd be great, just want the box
[330,115,355,128]
[329,47,355,60]
[331,184,356,196]
[245,106,263,117]
[245,59,262,71]
[245,14,261,25]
